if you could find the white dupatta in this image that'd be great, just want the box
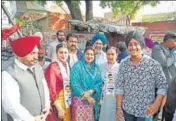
[57,60,71,108]
[100,62,119,104]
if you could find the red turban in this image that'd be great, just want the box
[10,36,40,57]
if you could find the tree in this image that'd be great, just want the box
[64,1,83,21]
[99,1,159,20]
[85,0,93,21]
[38,0,93,21]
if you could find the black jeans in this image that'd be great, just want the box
[123,110,145,121]
[164,109,174,121]
[164,77,176,121]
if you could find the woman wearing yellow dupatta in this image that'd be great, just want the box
[45,43,71,121]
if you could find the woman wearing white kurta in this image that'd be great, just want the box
[99,47,119,121]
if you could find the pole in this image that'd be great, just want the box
[2,2,23,37]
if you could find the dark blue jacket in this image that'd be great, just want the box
[117,51,129,63]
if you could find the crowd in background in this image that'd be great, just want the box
[2,29,176,121]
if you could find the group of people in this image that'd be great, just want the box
[2,29,176,121]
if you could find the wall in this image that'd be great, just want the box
[106,33,126,47]
[48,12,71,31]
[132,20,176,43]
[38,17,49,32]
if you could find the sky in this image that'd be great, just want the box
[63,1,176,17]
[3,1,176,19]
[142,1,176,15]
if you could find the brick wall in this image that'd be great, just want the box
[132,20,176,43]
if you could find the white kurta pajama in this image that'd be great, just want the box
[95,51,107,66]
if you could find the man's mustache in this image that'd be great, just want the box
[58,38,65,42]
[71,45,76,48]
[95,46,102,50]
[38,56,44,61]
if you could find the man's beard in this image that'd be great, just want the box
[70,45,76,51]
[94,47,102,55]
[95,46,102,52]
[38,56,44,61]
[58,38,65,42]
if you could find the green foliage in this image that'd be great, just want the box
[37,0,80,7]
[36,0,47,6]
[15,17,25,27]
[100,1,158,19]
[36,0,63,6]
[54,0,63,6]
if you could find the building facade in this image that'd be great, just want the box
[132,20,176,43]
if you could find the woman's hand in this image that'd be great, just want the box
[87,97,96,104]
[82,91,91,100]
[57,107,65,119]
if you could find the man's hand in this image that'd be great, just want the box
[34,115,43,121]
[41,106,50,120]
[174,42,176,48]
[116,107,123,121]
[145,103,160,116]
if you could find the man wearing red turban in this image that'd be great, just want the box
[2,36,50,121]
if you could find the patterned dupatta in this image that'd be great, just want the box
[81,57,102,121]
[56,60,71,108]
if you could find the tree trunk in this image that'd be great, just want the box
[39,1,46,6]
[64,1,83,21]
[126,15,130,26]
[85,0,93,21]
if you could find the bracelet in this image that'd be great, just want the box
[116,106,122,109]
[81,92,85,99]
[89,89,94,95]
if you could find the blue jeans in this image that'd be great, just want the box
[123,110,145,121]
